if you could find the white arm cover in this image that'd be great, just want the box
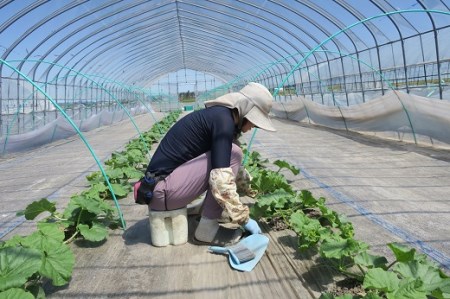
[209,167,250,225]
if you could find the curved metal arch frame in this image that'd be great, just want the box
[2,0,90,63]
[264,0,355,52]
[27,1,177,78]
[415,1,446,99]
[30,0,327,86]
[129,41,278,88]
[70,27,254,86]
[368,2,413,96]
[12,0,145,70]
[181,1,327,72]
[87,18,284,82]
[334,0,384,101]
[68,10,293,86]
[371,0,423,35]
[274,1,368,104]
[89,1,302,84]
[335,0,390,42]
[172,24,289,66]
[1,0,450,101]
[241,0,366,104]
[178,9,320,79]
[134,40,286,85]
[26,3,182,79]
[185,0,323,53]
[63,16,182,80]
[38,17,262,85]
[0,1,48,44]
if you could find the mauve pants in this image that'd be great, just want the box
[148,143,243,219]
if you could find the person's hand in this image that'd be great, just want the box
[243,218,262,234]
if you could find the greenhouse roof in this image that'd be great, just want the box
[1,0,450,87]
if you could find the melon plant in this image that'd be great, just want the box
[247,150,450,298]
[1,110,181,298]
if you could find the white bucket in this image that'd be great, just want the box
[148,207,188,247]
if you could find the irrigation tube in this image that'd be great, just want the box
[0,59,127,229]
[5,59,151,157]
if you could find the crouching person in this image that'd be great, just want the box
[136,82,276,245]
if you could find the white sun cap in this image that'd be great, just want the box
[204,82,276,132]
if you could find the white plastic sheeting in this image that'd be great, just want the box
[272,91,450,149]
[0,105,150,155]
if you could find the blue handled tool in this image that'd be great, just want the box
[208,234,269,272]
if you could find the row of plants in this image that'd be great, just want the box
[0,110,181,299]
[244,150,450,299]
[2,109,447,298]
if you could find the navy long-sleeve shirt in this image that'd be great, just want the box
[147,106,237,176]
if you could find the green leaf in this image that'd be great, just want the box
[354,252,388,269]
[86,171,102,183]
[394,260,446,292]
[20,198,56,220]
[71,194,114,216]
[106,153,129,168]
[388,243,416,263]
[250,204,270,219]
[318,205,339,226]
[36,222,65,242]
[273,159,300,175]
[18,227,75,286]
[252,169,292,194]
[78,223,108,242]
[257,189,292,209]
[320,237,369,260]
[39,238,75,286]
[86,183,108,196]
[439,278,450,293]
[336,215,354,239]
[431,280,450,299]
[1,235,24,248]
[0,247,42,291]
[122,167,144,179]
[110,183,130,197]
[299,190,319,207]
[290,211,325,250]
[363,268,400,293]
[105,168,124,180]
[126,149,146,164]
[0,288,35,299]
[386,278,427,299]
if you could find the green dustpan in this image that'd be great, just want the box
[209,234,269,272]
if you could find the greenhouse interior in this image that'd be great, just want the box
[1,1,450,298]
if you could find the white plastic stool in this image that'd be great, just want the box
[148,207,188,247]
